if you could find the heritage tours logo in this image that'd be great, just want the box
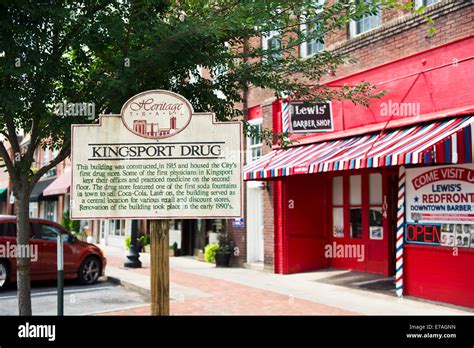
[120,90,193,139]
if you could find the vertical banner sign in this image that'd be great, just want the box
[396,166,405,297]
[70,90,242,219]
[405,164,474,249]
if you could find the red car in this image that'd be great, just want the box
[0,215,106,290]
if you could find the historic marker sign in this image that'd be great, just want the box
[71,90,242,219]
[289,101,333,133]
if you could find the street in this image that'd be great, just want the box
[0,279,148,316]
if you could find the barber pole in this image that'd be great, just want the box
[396,166,406,297]
[282,101,290,133]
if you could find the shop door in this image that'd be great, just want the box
[285,175,329,273]
[247,186,264,263]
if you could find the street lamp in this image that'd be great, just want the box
[124,220,142,268]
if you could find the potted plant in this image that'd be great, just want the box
[215,234,233,267]
[140,235,151,253]
[204,243,219,263]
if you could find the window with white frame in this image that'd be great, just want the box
[262,30,281,61]
[109,219,126,236]
[247,120,263,163]
[415,0,440,8]
[300,0,325,58]
[349,0,381,37]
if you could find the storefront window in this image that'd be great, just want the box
[109,219,126,236]
[42,201,57,221]
[350,208,362,238]
[29,202,38,218]
[369,174,383,240]
[332,173,384,240]
[350,175,362,238]
[369,174,382,205]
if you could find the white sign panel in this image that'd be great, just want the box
[405,164,474,248]
[71,90,242,219]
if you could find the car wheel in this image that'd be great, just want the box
[78,256,101,285]
[0,260,9,290]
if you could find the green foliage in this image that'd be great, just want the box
[61,209,81,233]
[217,234,233,253]
[125,236,131,251]
[0,0,413,161]
[140,234,151,247]
[61,210,72,231]
[204,243,219,263]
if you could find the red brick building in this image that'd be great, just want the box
[234,0,474,307]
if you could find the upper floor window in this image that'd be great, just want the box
[43,149,49,165]
[349,0,381,37]
[247,120,263,163]
[262,30,281,61]
[415,0,440,8]
[300,0,325,58]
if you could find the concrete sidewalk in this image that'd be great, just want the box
[100,245,472,315]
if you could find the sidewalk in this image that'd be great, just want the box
[100,245,472,316]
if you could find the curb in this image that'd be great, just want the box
[105,275,151,300]
[106,275,179,302]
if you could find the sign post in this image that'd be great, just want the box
[57,234,64,316]
[71,90,242,316]
[150,219,169,315]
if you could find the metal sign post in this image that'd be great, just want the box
[57,234,64,316]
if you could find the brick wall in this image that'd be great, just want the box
[246,0,474,272]
[261,103,275,270]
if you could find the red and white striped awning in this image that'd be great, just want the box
[244,116,474,180]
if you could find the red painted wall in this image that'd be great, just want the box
[404,245,474,308]
[290,37,474,145]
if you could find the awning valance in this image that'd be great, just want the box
[30,177,56,202]
[43,171,71,197]
[244,116,474,180]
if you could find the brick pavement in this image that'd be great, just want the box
[100,255,356,316]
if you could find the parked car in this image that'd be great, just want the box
[0,215,106,290]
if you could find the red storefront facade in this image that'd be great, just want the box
[243,36,474,308]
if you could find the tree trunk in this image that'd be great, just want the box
[150,219,169,316]
[15,185,32,316]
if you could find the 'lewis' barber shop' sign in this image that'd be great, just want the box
[289,101,333,133]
